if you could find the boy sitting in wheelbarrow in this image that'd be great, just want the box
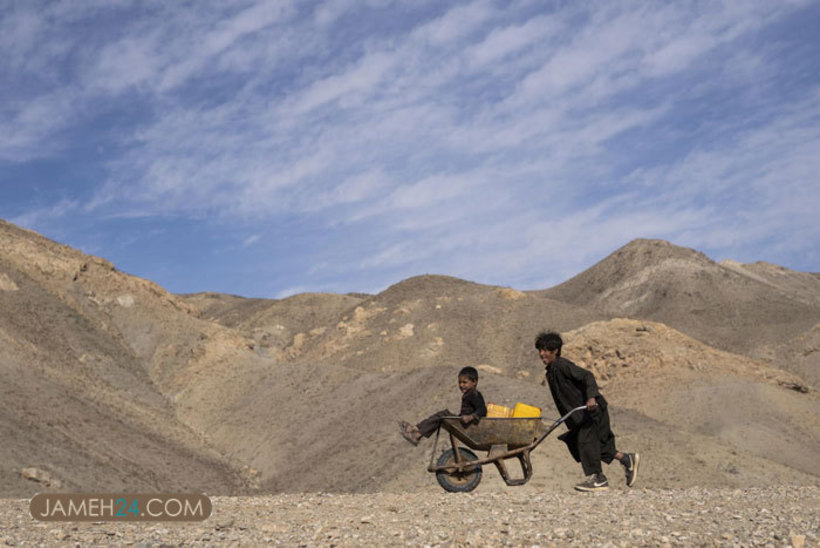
[399,366,487,445]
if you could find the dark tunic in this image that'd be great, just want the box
[546,357,616,475]
[546,357,601,427]
[459,388,487,418]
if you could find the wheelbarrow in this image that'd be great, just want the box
[426,405,587,492]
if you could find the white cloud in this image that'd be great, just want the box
[242,233,262,248]
[284,51,397,116]
[313,0,396,27]
[3,0,819,295]
[412,0,496,47]
[387,173,478,210]
[0,8,46,70]
[90,36,160,93]
[275,285,314,299]
[302,169,391,212]
[156,1,296,92]
[468,15,560,68]
[0,89,79,161]
[9,199,81,231]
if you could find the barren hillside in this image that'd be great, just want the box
[2,219,818,501]
[183,275,607,379]
[541,239,820,363]
[0,220,252,496]
[762,324,820,387]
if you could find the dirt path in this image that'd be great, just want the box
[2,487,817,546]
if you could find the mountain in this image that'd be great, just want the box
[540,239,820,381]
[0,220,253,496]
[178,246,818,488]
[1,220,817,497]
[187,275,608,377]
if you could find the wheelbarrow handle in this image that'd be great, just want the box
[552,405,589,429]
[530,405,588,449]
[560,405,589,423]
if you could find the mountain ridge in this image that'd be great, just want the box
[1,219,817,496]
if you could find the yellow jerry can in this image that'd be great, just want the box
[512,402,542,418]
[486,403,513,418]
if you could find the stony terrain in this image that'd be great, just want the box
[1,488,817,546]
[1,219,819,545]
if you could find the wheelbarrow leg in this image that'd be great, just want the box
[450,431,472,472]
[428,427,471,473]
[490,445,534,487]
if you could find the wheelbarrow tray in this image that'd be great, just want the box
[440,417,547,450]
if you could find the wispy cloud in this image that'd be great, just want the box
[2,0,819,297]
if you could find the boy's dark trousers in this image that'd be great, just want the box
[558,404,617,475]
[417,410,457,438]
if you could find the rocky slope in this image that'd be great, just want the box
[540,239,820,361]
[2,219,818,500]
[1,488,817,546]
[0,220,252,495]
[183,275,608,376]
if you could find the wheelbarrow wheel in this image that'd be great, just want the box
[436,448,482,492]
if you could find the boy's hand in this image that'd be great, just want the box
[586,397,597,410]
[460,414,474,424]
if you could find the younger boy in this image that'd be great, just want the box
[400,366,487,445]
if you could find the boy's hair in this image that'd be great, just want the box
[534,331,563,357]
[458,366,479,382]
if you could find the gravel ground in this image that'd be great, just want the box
[1,487,817,546]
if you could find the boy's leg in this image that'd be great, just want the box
[597,406,641,486]
[559,419,605,474]
[416,409,455,438]
[577,422,604,476]
[596,406,617,465]
[574,423,611,491]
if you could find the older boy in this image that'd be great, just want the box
[399,366,487,445]
[536,331,640,492]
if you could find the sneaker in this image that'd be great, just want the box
[621,453,640,487]
[574,473,609,492]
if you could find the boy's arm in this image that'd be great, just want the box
[460,391,487,423]
[557,359,601,402]
[462,391,487,422]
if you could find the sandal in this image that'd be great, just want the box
[399,420,414,433]
[400,429,420,446]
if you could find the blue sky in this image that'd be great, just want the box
[2,0,819,298]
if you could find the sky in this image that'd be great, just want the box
[2,0,819,298]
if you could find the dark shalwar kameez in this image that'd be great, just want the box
[416,388,487,438]
[546,356,617,475]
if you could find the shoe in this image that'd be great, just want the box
[621,453,640,487]
[574,473,609,492]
